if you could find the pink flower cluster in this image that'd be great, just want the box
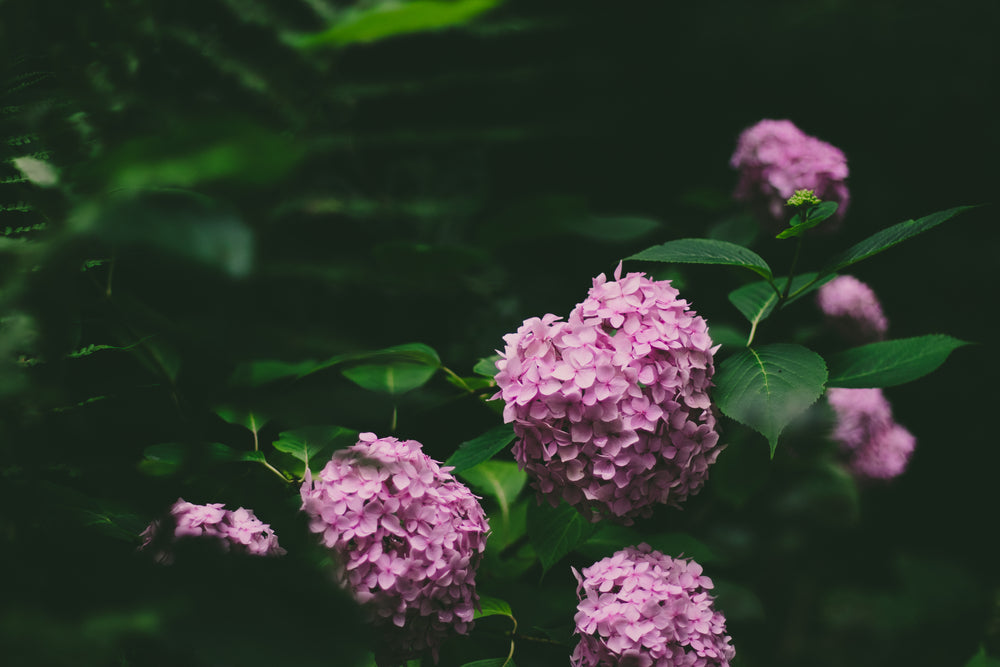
[572,544,735,667]
[827,388,916,479]
[494,264,723,524]
[730,119,849,226]
[139,498,286,564]
[816,275,889,343]
[300,432,489,663]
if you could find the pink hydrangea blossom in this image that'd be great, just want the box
[494,264,723,524]
[300,432,489,664]
[571,544,735,667]
[827,388,916,479]
[730,119,849,227]
[139,498,285,564]
[816,275,889,343]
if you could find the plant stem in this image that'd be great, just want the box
[781,236,804,301]
[441,365,476,394]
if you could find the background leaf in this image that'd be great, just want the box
[296,0,501,48]
[715,344,828,456]
[826,335,969,388]
[526,500,599,574]
[445,424,516,473]
[629,238,773,280]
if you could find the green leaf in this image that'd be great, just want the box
[459,461,526,506]
[706,324,747,349]
[445,424,516,473]
[229,358,329,387]
[459,461,526,541]
[628,238,773,280]
[342,362,437,395]
[826,335,969,388]
[272,426,358,467]
[295,0,501,48]
[232,343,440,388]
[473,355,501,378]
[474,595,513,620]
[818,205,976,279]
[728,273,830,325]
[715,344,828,456]
[214,406,267,432]
[570,216,661,242]
[527,501,599,574]
[137,443,185,477]
[778,201,839,238]
[964,646,1000,667]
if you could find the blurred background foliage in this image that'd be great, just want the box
[0,0,997,665]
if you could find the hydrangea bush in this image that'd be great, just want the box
[494,264,724,523]
[62,111,970,666]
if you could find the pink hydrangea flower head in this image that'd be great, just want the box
[827,388,916,479]
[571,544,735,667]
[139,498,286,564]
[816,275,889,343]
[730,119,849,227]
[494,263,724,524]
[850,423,916,479]
[300,432,489,664]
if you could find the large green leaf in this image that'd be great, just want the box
[817,205,975,278]
[445,424,516,473]
[459,660,517,667]
[295,0,501,48]
[715,344,828,456]
[526,501,599,574]
[629,238,773,280]
[826,335,969,388]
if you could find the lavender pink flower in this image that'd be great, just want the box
[494,263,723,524]
[572,544,735,667]
[730,119,849,227]
[816,275,889,343]
[827,388,916,479]
[139,498,286,564]
[300,432,489,664]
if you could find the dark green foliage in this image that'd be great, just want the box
[1,1,997,667]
